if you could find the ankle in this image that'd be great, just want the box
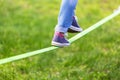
[55,31,64,34]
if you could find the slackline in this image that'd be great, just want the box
[0,7,120,65]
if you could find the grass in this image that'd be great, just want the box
[0,0,120,80]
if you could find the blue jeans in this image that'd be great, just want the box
[55,0,78,33]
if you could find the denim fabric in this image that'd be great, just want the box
[55,0,78,33]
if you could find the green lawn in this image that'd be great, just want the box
[0,0,120,80]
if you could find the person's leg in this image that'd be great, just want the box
[55,0,78,33]
[68,16,83,33]
[51,0,78,47]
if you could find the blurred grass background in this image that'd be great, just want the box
[0,0,120,80]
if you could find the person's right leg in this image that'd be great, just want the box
[52,0,78,47]
[68,16,83,33]
[55,0,78,33]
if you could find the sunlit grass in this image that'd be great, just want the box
[0,0,120,80]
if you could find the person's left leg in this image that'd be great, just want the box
[52,0,78,47]
[55,0,78,33]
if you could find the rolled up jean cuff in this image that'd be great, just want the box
[55,25,68,33]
